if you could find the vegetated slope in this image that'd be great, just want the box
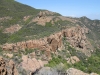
[0,0,40,44]
[0,0,63,44]
[77,17,100,47]
[0,0,100,47]
[0,0,41,28]
[0,0,40,17]
[0,0,100,75]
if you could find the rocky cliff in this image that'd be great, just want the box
[2,26,92,57]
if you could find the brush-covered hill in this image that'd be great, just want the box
[0,0,40,44]
[0,0,100,75]
[0,0,62,44]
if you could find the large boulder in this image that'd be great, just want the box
[67,56,80,64]
[21,55,44,74]
[0,56,18,75]
[66,68,98,75]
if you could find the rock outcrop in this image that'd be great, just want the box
[66,68,98,75]
[67,56,80,64]
[34,67,98,75]
[3,24,21,34]
[31,11,63,26]
[7,60,18,75]
[2,32,63,53]
[63,26,92,56]
[2,26,92,56]
[32,11,54,26]
[0,56,18,75]
[64,26,88,49]
[21,55,44,74]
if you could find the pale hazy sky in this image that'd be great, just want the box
[16,0,100,20]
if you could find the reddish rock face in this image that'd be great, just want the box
[21,55,44,73]
[49,38,58,52]
[1,26,92,56]
[63,26,91,49]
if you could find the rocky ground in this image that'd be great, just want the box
[2,26,92,57]
[0,56,98,75]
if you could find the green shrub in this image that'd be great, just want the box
[74,48,100,74]
[24,48,35,55]
[45,55,71,70]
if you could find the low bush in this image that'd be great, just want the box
[74,48,100,74]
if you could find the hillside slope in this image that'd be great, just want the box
[0,0,100,75]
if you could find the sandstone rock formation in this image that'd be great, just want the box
[7,60,18,75]
[32,11,54,26]
[63,26,88,49]
[66,68,98,75]
[47,32,63,52]
[0,56,18,75]
[31,11,80,26]
[3,24,21,34]
[21,55,44,74]
[67,56,80,64]
[31,11,64,26]
[2,32,63,52]
[63,26,92,56]
[1,26,92,57]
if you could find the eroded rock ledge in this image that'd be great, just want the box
[2,26,92,56]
